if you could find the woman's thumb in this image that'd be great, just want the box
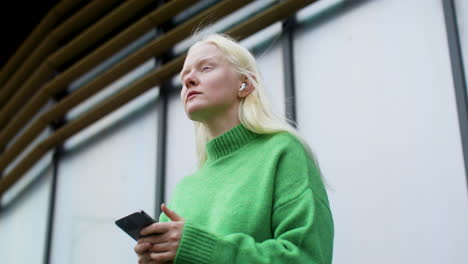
[161,203,183,221]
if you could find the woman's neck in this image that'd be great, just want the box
[203,111,241,140]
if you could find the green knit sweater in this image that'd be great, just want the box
[160,125,334,263]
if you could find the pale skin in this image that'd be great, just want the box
[134,43,253,263]
[134,204,182,264]
[181,43,254,136]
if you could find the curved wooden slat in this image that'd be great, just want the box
[0,0,250,174]
[0,0,199,151]
[0,0,87,88]
[0,0,316,195]
[0,0,122,111]
[0,0,249,158]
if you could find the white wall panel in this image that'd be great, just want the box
[0,153,52,264]
[248,24,286,117]
[165,94,197,202]
[50,94,158,264]
[256,42,285,117]
[294,0,468,263]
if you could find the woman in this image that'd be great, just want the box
[134,34,334,264]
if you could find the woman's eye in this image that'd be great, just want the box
[201,66,211,72]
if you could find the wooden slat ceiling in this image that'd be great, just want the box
[0,0,60,69]
[0,0,317,195]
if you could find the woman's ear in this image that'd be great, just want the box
[237,82,253,98]
[237,77,254,98]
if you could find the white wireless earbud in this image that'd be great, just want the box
[240,82,247,91]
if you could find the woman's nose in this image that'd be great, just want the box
[184,73,198,88]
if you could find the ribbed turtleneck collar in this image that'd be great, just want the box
[206,124,258,161]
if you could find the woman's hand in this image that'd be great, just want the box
[134,204,184,264]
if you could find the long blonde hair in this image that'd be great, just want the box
[189,34,320,171]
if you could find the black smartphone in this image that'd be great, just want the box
[115,210,156,241]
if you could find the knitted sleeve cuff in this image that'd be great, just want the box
[175,223,217,264]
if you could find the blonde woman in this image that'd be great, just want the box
[134,34,334,264]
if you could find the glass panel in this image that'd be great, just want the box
[296,0,344,24]
[67,58,156,121]
[64,29,158,152]
[68,30,157,93]
[173,0,276,55]
[172,0,220,25]
[5,100,55,150]
[64,29,158,151]
[294,0,468,263]
[2,127,53,203]
[64,79,159,151]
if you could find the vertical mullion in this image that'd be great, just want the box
[0,146,3,212]
[154,41,165,217]
[0,166,2,213]
[43,140,62,264]
[154,0,175,219]
[43,90,68,264]
[442,0,468,192]
[155,62,174,218]
[155,74,169,218]
[282,16,298,127]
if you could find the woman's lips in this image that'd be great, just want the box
[186,91,201,102]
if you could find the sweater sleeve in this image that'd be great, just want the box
[173,137,334,264]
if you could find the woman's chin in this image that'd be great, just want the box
[186,106,208,122]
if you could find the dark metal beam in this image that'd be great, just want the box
[282,16,298,127]
[43,138,63,264]
[442,0,468,192]
[44,88,68,264]
[154,0,174,218]
[155,83,169,218]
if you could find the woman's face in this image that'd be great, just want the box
[180,43,242,122]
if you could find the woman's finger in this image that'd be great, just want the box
[150,251,176,262]
[139,231,169,244]
[151,242,170,253]
[161,204,183,221]
[140,222,169,236]
[134,242,151,254]
[137,252,152,264]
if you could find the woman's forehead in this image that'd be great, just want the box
[186,43,222,61]
[181,43,227,74]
